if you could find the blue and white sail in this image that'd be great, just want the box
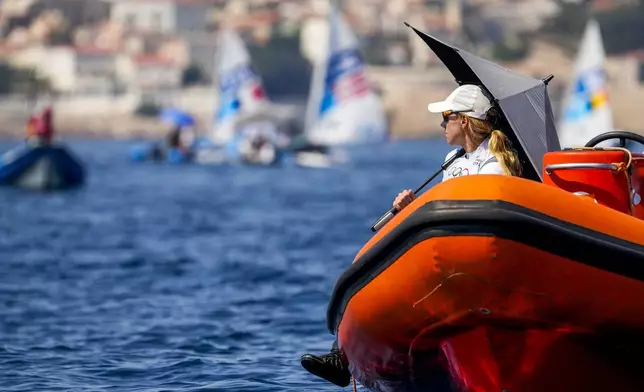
[210,29,269,145]
[558,19,612,148]
[304,4,388,146]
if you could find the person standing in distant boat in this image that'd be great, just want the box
[299,84,523,388]
[151,125,183,160]
[26,106,54,146]
[166,125,182,149]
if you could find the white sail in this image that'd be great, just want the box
[304,3,388,145]
[558,19,612,148]
[304,52,328,140]
[210,29,269,145]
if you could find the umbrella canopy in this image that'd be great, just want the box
[159,107,196,128]
[406,23,561,181]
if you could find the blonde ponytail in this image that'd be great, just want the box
[462,114,523,177]
[488,129,522,176]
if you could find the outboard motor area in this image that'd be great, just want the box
[542,131,644,219]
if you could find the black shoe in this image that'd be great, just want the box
[301,349,351,387]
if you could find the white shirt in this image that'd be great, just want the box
[442,138,505,182]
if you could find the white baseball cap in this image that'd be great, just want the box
[427,84,493,120]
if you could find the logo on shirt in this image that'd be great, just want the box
[448,166,470,177]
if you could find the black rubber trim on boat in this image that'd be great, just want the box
[326,199,644,334]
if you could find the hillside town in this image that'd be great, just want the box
[0,0,643,138]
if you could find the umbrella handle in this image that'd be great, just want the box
[371,207,397,232]
[370,148,466,233]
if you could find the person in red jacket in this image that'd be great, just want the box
[26,106,54,146]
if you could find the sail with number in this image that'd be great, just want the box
[304,3,388,145]
[558,19,612,148]
[210,29,269,145]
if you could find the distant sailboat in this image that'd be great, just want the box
[130,29,271,165]
[210,29,270,146]
[303,1,388,147]
[558,18,613,148]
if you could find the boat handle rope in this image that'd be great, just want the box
[616,148,636,213]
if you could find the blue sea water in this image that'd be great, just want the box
[0,138,451,391]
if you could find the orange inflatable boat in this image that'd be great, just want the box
[327,133,644,392]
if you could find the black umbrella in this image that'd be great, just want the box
[406,22,561,181]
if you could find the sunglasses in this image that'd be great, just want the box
[441,109,476,122]
[441,110,461,122]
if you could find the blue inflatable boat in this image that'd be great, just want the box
[0,143,85,190]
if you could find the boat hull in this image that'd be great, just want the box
[0,144,85,190]
[129,143,195,164]
[327,175,644,392]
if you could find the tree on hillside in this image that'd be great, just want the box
[0,63,51,95]
[491,34,530,62]
[595,3,644,54]
[182,63,207,86]
[539,0,589,48]
[247,31,312,98]
[48,27,74,45]
[540,0,644,55]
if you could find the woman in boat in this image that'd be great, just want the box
[300,84,523,388]
[393,84,522,210]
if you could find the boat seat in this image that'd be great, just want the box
[542,149,634,215]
